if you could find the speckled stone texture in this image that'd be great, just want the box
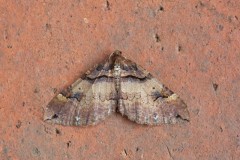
[0,0,239,160]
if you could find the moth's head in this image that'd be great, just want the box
[109,50,123,62]
[112,50,122,56]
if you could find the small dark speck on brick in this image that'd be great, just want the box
[124,149,128,156]
[159,5,164,11]
[67,141,71,148]
[45,23,51,30]
[178,45,182,52]
[7,45,12,48]
[217,24,224,31]
[154,34,160,42]
[56,128,61,135]
[212,83,218,91]
[219,126,223,132]
[34,88,40,93]
[195,1,205,9]
[22,101,25,106]
[106,0,110,10]
[16,120,22,128]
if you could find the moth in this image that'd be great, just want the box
[44,50,189,126]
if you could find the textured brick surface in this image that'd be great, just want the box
[0,0,240,159]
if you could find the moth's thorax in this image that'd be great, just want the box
[113,63,121,92]
[113,63,121,77]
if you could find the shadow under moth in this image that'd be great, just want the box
[44,50,189,126]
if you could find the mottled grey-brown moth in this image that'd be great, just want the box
[44,50,189,126]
